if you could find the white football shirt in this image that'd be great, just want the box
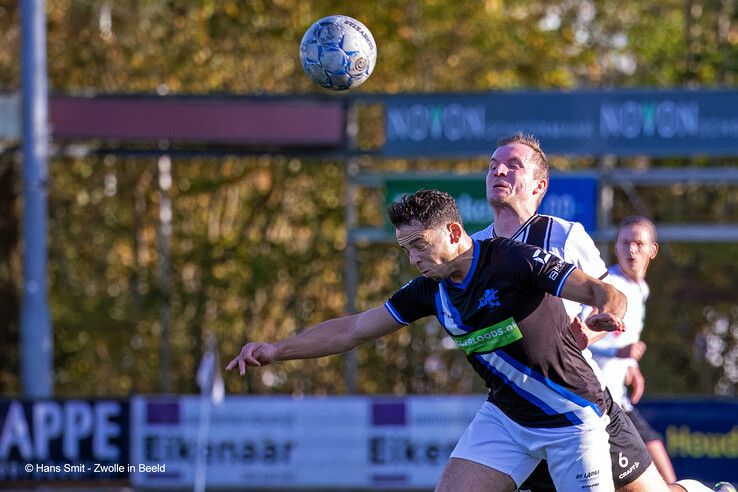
[589,264,649,410]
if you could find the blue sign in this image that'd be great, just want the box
[384,172,598,234]
[384,89,738,157]
[539,174,598,233]
[637,399,738,483]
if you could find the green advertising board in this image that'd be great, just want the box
[384,173,598,235]
[385,176,491,234]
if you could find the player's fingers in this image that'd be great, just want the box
[243,349,262,366]
[633,342,646,358]
[587,313,621,331]
[238,357,246,376]
[570,319,589,349]
[631,388,643,404]
[244,356,262,366]
[573,332,588,350]
[226,358,237,371]
[633,378,645,402]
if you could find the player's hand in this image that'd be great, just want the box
[625,365,645,403]
[616,341,646,360]
[226,342,278,376]
[570,317,609,349]
[570,317,590,350]
[584,312,625,333]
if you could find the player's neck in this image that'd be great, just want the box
[448,237,474,283]
[491,206,535,238]
[616,263,646,283]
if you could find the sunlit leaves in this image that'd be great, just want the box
[1,0,738,397]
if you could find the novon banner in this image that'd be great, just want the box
[384,90,738,157]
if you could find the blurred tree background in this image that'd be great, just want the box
[0,0,737,397]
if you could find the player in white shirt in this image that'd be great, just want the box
[463,132,729,492]
[589,216,677,483]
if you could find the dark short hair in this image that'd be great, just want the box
[618,215,657,242]
[387,189,463,230]
[496,132,549,182]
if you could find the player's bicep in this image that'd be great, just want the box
[353,306,405,344]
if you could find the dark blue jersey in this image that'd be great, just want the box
[385,238,609,428]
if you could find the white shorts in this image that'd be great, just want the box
[450,402,615,491]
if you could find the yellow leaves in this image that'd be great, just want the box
[224,1,239,18]
[484,0,504,15]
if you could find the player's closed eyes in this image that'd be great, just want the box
[622,241,646,249]
[489,160,523,171]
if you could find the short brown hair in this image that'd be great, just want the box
[618,216,657,242]
[387,189,463,230]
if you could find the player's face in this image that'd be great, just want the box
[486,143,546,210]
[615,223,658,281]
[395,222,456,281]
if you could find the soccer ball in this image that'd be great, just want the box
[714,483,737,492]
[299,15,377,91]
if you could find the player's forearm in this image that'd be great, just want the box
[580,282,627,319]
[597,283,627,319]
[560,270,626,319]
[274,316,360,361]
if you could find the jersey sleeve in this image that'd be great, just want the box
[564,222,608,279]
[385,277,436,326]
[500,238,577,298]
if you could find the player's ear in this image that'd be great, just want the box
[649,241,659,259]
[447,222,463,244]
[533,177,548,197]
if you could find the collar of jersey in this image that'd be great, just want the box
[493,213,540,241]
[443,239,480,290]
[610,263,647,289]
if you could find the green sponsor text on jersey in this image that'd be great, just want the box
[451,318,523,354]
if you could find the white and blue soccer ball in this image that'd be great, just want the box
[299,15,377,91]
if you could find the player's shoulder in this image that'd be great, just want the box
[536,214,587,238]
[480,235,531,251]
[538,214,599,250]
[399,275,437,292]
[479,237,540,268]
[471,223,494,241]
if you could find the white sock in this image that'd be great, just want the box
[675,479,712,492]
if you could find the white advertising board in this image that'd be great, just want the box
[130,395,483,488]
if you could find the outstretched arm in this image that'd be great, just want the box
[558,269,627,332]
[226,306,403,376]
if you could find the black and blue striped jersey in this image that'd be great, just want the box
[384,237,610,428]
[473,214,609,319]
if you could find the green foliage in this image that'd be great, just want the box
[1,0,737,396]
